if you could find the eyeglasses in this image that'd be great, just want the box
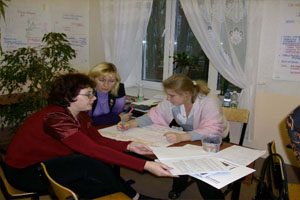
[78,91,96,99]
[97,79,116,85]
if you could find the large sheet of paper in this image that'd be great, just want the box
[152,144,261,189]
[191,159,255,189]
[100,126,263,189]
[215,145,266,166]
[151,144,208,160]
[158,157,230,175]
[99,124,184,147]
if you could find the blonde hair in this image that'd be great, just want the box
[89,62,121,96]
[163,74,210,103]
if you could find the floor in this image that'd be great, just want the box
[120,167,258,200]
[1,158,299,200]
[0,169,257,200]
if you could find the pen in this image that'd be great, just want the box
[121,115,126,132]
[128,107,134,114]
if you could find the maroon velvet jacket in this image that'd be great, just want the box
[5,105,146,172]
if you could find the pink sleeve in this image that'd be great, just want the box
[148,100,173,126]
[193,96,228,137]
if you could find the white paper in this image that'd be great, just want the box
[215,145,266,166]
[159,157,230,175]
[191,159,255,189]
[151,145,208,160]
[131,99,159,106]
[99,124,183,147]
[100,125,262,189]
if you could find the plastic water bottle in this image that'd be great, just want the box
[230,91,238,108]
[223,89,231,107]
[137,83,144,102]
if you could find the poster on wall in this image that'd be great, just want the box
[0,1,89,71]
[0,5,50,51]
[51,10,89,70]
[272,1,300,81]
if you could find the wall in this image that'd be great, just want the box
[89,0,105,68]
[247,0,300,166]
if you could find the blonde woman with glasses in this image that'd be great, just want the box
[89,62,131,126]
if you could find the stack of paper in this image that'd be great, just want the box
[99,124,266,189]
[152,144,265,189]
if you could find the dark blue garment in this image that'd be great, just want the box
[90,83,126,126]
[288,128,300,163]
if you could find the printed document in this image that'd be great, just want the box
[158,157,230,175]
[152,145,229,175]
[215,145,266,166]
[152,144,259,188]
[191,159,255,189]
[151,145,207,160]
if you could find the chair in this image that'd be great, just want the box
[0,151,40,200]
[268,141,300,200]
[40,163,130,200]
[168,107,250,200]
[222,107,250,146]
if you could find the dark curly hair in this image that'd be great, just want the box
[48,73,96,107]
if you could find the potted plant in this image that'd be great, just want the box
[172,52,209,80]
[0,0,9,19]
[0,32,76,132]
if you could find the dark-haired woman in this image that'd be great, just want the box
[4,73,172,199]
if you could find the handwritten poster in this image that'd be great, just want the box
[273,1,300,81]
[1,5,50,51]
[51,10,89,69]
[0,1,89,70]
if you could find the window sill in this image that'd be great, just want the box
[125,86,164,100]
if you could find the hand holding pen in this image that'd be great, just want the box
[117,107,133,131]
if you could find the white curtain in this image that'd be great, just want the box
[99,0,152,82]
[180,0,263,140]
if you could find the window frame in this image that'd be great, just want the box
[141,0,219,93]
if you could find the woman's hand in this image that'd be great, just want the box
[164,132,191,143]
[127,142,153,155]
[117,119,138,131]
[119,112,132,122]
[144,161,174,177]
[116,121,130,131]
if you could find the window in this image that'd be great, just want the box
[142,0,240,93]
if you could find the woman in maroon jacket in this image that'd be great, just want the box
[4,73,172,199]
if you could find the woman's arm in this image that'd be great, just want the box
[44,112,146,171]
[191,96,228,139]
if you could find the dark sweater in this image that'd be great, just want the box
[90,83,126,126]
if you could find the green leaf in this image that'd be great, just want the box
[0,32,77,130]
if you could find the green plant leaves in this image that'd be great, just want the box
[0,32,76,130]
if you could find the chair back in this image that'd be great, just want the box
[0,151,39,199]
[268,141,277,155]
[222,107,250,145]
[40,162,78,200]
